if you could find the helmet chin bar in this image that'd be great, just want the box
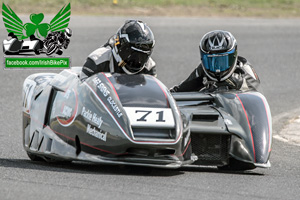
[216,72,221,82]
[112,44,146,75]
[121,63,144,75]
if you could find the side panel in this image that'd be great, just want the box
[22,73,56,114]
[24,71,189,167]
[216,92,272,164]
[22,73,56,150]
[236,92,272,164]
[48,79,130,156]
[214,92,256,163]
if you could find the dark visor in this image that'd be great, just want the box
[202,49,236,73]
[119,44,151,73]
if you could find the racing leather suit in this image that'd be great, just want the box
[80,37,156,79]
[170,56,260,92]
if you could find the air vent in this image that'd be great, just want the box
[191,133,230,165]
[192,114,219,126]
[132,128,176,140]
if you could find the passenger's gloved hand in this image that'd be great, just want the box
[224,73,243,90]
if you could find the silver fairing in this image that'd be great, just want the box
[22,67,272,170]
[22,67,191,168]
[172,91,272,169]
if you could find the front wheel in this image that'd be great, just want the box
[46,43,58,56]
[27,152,72,164]
[217,158,256,171]
[26,152,44,161]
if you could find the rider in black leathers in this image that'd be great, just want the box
[80,20,156,80]
[170,30,260,93]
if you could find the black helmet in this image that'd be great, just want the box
[200,30,238,82]
[113,20,155,74]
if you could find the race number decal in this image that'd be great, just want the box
[22,79,36,113]
[124,107,175,128]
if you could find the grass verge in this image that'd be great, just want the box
[2,0,300,17]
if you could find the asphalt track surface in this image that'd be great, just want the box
[1,16,300,200]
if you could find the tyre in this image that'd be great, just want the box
[26,152,44,161]
[46,43,58,56]
[217,158,256,171]
[34,49,40,55]
[42,156,72,164]
[56,49,63,55]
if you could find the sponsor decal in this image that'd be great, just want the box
[107,96,123,118]
[93,77,123,118]
[82,106,93,121]
[92,113,103,129]
[62,105,72,118]
[57,88,78,127]
[82,106,103,129]
[86,124,107,142]
[93,77,110,97]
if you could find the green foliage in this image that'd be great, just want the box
[3,0,299,7]
[2,0,300,17]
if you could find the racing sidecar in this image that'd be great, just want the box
[22,67,272,170]
[3,36,42,55]
[172,91,272,170]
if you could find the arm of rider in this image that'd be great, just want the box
[224,59,260,91]
[170,65,205,92]
[224,72,244,90]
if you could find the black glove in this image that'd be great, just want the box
[224,73,243,90]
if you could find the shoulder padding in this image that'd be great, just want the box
[144,57,156,71]
[88,46,112,66]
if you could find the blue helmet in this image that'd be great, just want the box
[200,30,238,81]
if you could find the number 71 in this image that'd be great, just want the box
[135,110,165,122]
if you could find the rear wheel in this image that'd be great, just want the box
[34,48,40,55]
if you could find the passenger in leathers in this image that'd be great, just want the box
[81,20,156,80]
[170,30,260,93]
